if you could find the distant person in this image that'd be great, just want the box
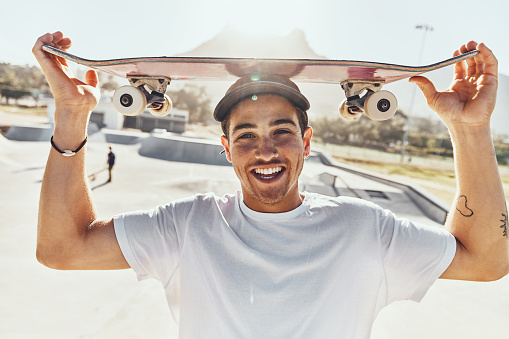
[34,31,507,338]
[106,146,115,183]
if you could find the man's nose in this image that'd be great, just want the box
[255,138,278,161]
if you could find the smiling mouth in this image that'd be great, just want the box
[252,166,284,180]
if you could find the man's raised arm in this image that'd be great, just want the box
[34,32,129,270]
[410,41,508,281]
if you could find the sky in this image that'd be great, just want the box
[2,0,507,72]
[1,0,508,133]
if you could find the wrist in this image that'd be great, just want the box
[53,118,89,150]
[448,123,494,153]
[53,107,89,136]
[448,123,492,140]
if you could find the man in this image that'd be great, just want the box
[106,146,115,182]
[34,32,507,338]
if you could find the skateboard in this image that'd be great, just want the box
[42,45,478,121]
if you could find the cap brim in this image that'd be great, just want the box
[214,81,310,122]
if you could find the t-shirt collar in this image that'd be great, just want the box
[237,191,308,221]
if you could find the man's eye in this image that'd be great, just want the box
[275,129,291,135]
[239,133,254,139]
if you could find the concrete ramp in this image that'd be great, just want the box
[139,132,230,166]
[302,172,340,197]
[4,124,53,141]
[314,150,449,225]
[102,128,148,145]
[87,123,107,143]
[4,123,106,143]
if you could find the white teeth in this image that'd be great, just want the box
[255,167,282,175]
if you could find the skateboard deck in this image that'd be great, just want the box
[42,45,479,121]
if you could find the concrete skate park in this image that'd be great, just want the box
[1,111,508,339]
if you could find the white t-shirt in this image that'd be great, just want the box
[114,191,456,339]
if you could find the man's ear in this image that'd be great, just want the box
[220,135,232,163]
[303,126,313,158]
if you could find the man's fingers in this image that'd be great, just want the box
[32,33,54,61]
[50,31,64,45]
[409,76,438,102]
[460,40,478,54]
[462,41,478,77]
[32,33,62,77]
[51,31,72,51]
[56,55,69,67]
[453,49,467,80]
[458,41,497,79]
[85,70,99,88]
[477,43,498,77]
[58,38,72,51]
[468,40,486,75]
[33,31,71,55]
[33,32,67,68]
[32,32,78,91]
[473,51,485,74]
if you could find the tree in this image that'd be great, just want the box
[167,84,212,123]
[0,87,30,104]
[0,62,49,104]
[313,117,346,144]
[377,110,406,146]
[407,116,451,156]
[494,134,509,165]
[311,110,406,150]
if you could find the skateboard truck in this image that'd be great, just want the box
[339,80,397,121]
[113,76,173,117]
[112,76,397,121]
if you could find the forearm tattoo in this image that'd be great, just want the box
[501,205,508,238]
[456,195,474,217]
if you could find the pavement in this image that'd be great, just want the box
[1,122,509,338]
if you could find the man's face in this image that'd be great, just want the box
[220,94,312,213]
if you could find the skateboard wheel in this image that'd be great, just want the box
[149,95,173,117]
[339,100,362,121]
[364,90,397,121]
[113,86,147,116]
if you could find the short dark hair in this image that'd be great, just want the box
[221,103,309,139]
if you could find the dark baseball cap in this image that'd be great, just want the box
[213,73,310,122]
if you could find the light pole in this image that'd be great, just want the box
[400,24,433,163]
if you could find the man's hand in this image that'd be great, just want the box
[409,41,498,130]
[32,32,100,126]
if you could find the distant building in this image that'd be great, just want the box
[123,109,188,133]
